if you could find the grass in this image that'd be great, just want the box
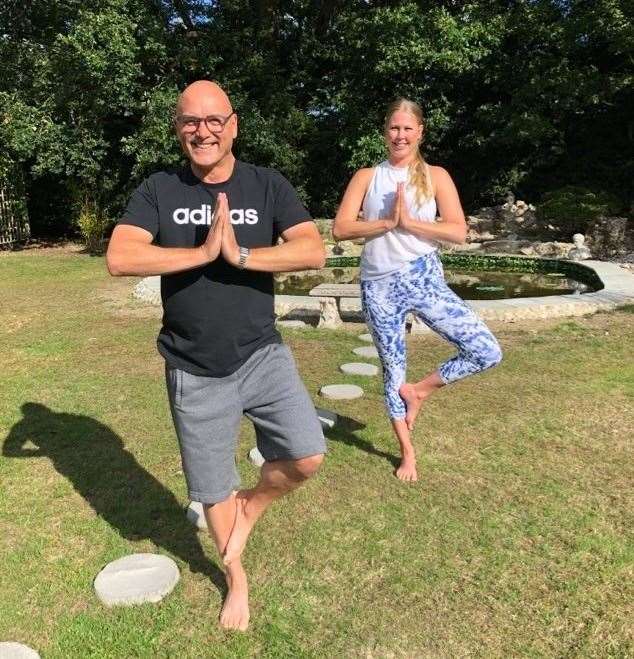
[0,247,633,658]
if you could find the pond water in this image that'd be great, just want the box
[275,267,592,300]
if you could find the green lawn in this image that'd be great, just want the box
[1,247,632,658]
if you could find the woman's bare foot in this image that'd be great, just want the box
[395,454,418,481]
[399,383,426,431]
[219,567,250,631]
[223,492,258,566]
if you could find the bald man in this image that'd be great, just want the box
[107,81,326,631]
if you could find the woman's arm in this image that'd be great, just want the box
[333,168,397,241]
[398,166,467,244]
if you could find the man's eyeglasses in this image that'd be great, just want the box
[175,111,236,134]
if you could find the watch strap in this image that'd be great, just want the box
[238,246,250,269]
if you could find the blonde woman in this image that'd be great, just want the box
[334,99,502,482]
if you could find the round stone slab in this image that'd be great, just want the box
[0,643,40,659]
[319,384,364,400]
[186,501,208,530]
[352,346,379,359]
[248,446,265,467]
[339,362,378,376]
[315,407,338,430]
[94,554,180,607]
[358,333,374,343]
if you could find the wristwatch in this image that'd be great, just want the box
[237,246,250,269]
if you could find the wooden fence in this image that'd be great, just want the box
[0,176,31,247]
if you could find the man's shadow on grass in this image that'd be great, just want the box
[3,402,225,593]
[325,413,400,469]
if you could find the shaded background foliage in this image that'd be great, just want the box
[0,0,632,238]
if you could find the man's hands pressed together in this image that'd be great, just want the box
[200,192,241,267]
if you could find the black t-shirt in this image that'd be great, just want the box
[119,160,312,376]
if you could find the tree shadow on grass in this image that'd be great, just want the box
[3,402,225,594]
[325,413,400,469]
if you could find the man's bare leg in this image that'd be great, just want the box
[203,497,250,631]
[391,418,418,481]
[399,370,445,431]
[223,454,324,566]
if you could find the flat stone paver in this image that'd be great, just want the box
[319,384,364,400]
[315,407,338,429]
[133,276,161,306]
[0,643,40,659]
[248,446,265,467]
[186,501,207,530]
[340,362,378,376]
[358,333,373,343]
[353,346,379,359]
[94,554,180,607]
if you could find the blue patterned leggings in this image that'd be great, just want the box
[361,252,502,419]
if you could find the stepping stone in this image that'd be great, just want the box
[94,554,180,607]
[352,346,379,359]
[248,446,265,467]
[315,407,338,429]
[0,643,40,659]
[410,317,432,335]
[276,320,307,328]
[186,501,207,530]
[358,333,374,343]
[339,362,378,376]
[319,384,364,400]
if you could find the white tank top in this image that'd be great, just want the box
[360,160,437,280]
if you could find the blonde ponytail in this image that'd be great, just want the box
[384,98,433,205]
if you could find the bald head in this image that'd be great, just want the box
[176,80,233,116]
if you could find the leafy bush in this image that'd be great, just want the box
[537,186,623,236]
[76,199,111,255]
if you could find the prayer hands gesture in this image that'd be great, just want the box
[201,193,241,267]
[385,183,413,233]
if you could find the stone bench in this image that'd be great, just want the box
[309,283,361,328]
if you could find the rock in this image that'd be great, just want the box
[317,298,342,329]
[473,207,498,221]
[315,407,338,429]
[0,643,41,659]
[319,384,364,400]
[352,346,379,359]
[587,216,634,258]
[248,446,265,467]
[94,554,180,607]
[446,242,483,252]
[314,218,333,240]
[481,239,527,254]
[358,333,373,343]
[186,501,207,530]
[339,362,378,376]
[533,241,573,258]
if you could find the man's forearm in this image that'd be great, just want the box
[107,241,210,277]
[243,237,326,273]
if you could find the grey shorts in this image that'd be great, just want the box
[165,342,326,504]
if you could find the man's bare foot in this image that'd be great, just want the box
[223,492,258,565]
[399,383,426,431]
[395,456,418,482]
[219,568,250,631]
